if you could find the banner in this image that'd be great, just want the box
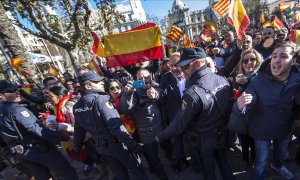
[212,0,230,18]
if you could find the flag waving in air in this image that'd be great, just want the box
[91,32,106,57]
[166,26,183,43]
[272,16,285,30]
[228,0,250,40]
[212,0,230,18]
[104,25,164,67]
[279,2,291,13]
[259,10,265,23]
[290,30,300,46]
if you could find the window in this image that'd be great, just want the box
[191,17,194,23]
[198,16,201,21]
[128,14,133,21]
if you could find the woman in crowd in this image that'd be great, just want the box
[232,48,263,166]
[105,79,136,135]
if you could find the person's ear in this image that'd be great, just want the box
[194,59,202,68]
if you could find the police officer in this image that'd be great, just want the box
[0,80,78,180]
[73,71,147,180]
[152,48,235,180]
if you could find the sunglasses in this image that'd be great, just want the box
[243,58,257,64]
[109,86,120,91]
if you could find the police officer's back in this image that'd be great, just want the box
[73,71,147,180]
[0,80,78,180]
[153,48,235,180]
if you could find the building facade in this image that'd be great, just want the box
[113,0,147,33]
[167,0,204,41]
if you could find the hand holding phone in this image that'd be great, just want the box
[132,80,145,89]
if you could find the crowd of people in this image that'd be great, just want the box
[0,22,300,180]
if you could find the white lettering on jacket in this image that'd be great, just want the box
[74,107,89,113]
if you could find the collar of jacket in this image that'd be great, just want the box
[80,89,108,96]
[189,65,210,84]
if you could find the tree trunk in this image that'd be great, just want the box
[0,4,38,83]
[67,46,80,72]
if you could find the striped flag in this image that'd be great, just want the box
[91,32,106,57]
[183,34,195,47]
[11,58,24,71]
[87,59,103,75]
[279,2,291,12]
[260,10,265,23]
[18,67,32,77]
[212,0,230,18]
[20,84,32,94]
[104,26,164,67]
[203,19,217,33]
[290,30,300,45]
[272,16,285,30]
[228,0,250,40]
[166,26,183,43]
[262,21,272,28]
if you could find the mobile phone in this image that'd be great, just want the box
[132,80,145,89]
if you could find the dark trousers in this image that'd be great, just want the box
[104,143,147,180]
[143,143,167,177]
[239,133,255,163]
[191,135,235,180]
[21,145,78,180]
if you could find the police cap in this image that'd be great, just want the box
[0,80,18,93]
[78,71,104,83]
[176,47,206,67]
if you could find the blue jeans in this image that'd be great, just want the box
[253,132,291,180]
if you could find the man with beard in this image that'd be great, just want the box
[234,41,300,180]
[255,26,277,60]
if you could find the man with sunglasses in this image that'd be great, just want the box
[152,48,235,180]
[73,71,147,180]
[0,80,78,179]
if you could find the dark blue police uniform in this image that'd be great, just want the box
[0,80,78,180]
[155,48,235,180]
[73,71,147,180]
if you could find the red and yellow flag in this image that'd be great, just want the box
[183,34,195,48]
[203,19,216,33]
[91,32,106,57]
[166,26,183,43]
[272,15,285,30]
[259,10,265,23]
[11,58,24,71]
[228,0,250,40]
[279,2,291,13]
[87,59,103,76]
[49,65,59,77]
[18,67,31,77]
[262,21,272,28]
[104,26,164,67]
[212,0,230,18]
[20,84,32,94]
[290,30,300,45]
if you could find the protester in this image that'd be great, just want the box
[234,41,300,180]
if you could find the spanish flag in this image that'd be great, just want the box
[279,2,291,13]
[228,0,250,40]
[87,59,103,75]
[203,19,216,33]
[18,67,32,77]
[11,58,24,71]
[91,32,106,57]
[49,65,59,77]
[290,30,300,46]
[259,10,265,23]
[272,16,285,30]
[262,21,272,28]
[104,26,164,67]
[20,84,32,94]
[212,0,230,18]
[166,26,183,43]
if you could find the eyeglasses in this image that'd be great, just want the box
[109,86,120,91]
[243,58,257,64]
